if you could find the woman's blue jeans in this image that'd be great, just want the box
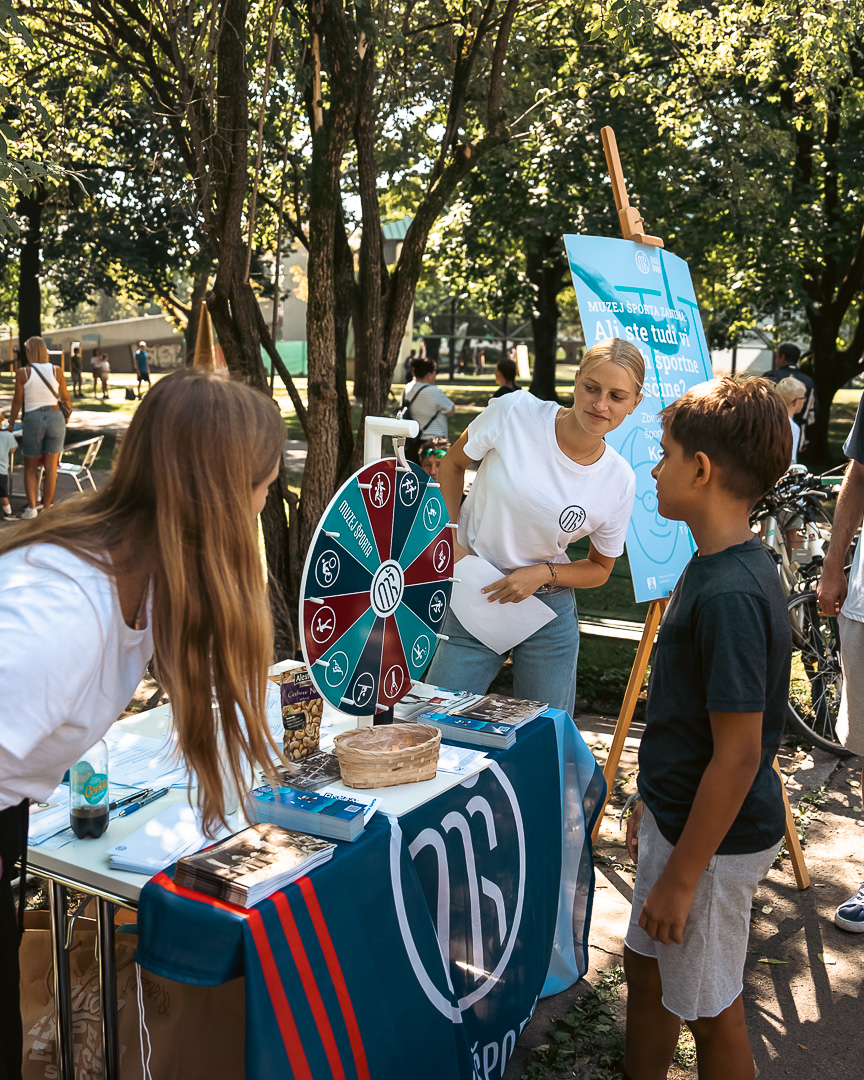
[425,588,579,716]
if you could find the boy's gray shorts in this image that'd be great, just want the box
[837,613,864,755]
[625,806,780,1021]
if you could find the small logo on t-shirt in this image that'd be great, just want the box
[559,505,586,533]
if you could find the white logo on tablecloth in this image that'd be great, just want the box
[389,764,526,1020]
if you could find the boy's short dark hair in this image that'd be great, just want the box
[660,377,792,504]
[496,357,517,382]
[776,341,801,364]
[412,358,436,379]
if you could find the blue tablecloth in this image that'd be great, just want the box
[136,710,605,1080]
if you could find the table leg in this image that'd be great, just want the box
[48,881,74,1080]
[96,898,120,1080]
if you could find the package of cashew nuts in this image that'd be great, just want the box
[280,667,323,761]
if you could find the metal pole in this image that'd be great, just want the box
[448,297,456,382]
[48,881,74,1080]
[96,898,120,1080]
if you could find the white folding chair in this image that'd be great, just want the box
[56,436,103,493]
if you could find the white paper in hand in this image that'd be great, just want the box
[449,555,557,653]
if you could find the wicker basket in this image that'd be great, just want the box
[332,723,441,789]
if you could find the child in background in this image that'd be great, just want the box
[623,378,792,1080]
[418,437,449,482]
[0,413,17,520]
[99,352,110,399]
[774,375,806,466]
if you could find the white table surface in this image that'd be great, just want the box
[27,660,489,905]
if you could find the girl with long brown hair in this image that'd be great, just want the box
[0,368,286,1080]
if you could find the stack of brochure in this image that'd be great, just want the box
[245,784,379,843]
[419,713,518,749]
[418,693,548,749]
[173,823,335,907]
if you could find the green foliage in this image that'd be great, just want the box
[526,966,627,1080]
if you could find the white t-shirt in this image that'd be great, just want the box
[403,381,454,439]
[458,392,636,575]
[0,430,17,475]
[0,544,153,810]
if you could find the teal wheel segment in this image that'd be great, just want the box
[306,607,378,712]
[396,483,448,571]
[393,601,439,681]
[318,478,380,574]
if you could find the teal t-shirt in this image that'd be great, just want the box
[638,536,791,855]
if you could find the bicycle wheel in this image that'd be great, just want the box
[786,591,853,756]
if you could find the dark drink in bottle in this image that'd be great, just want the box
[70,804,109,839]
[69,740,110,839]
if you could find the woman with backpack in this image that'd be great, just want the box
[398,359,455,462]
[5,337,72,519]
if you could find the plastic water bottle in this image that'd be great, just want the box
[69,739,110,839]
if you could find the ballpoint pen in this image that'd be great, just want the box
[108,789,151,812]
[117,787,171,817]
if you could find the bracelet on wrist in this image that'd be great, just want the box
[545,561,558,586]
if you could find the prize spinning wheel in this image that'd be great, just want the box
[300,458,453,715]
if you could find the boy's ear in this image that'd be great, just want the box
[692,450,711,487]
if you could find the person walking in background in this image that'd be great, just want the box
[491,356,518,399]
[69,347,83,398]
[0,369,287,1080]
[135,340,150,398]
[763,343,817,461]
[99,352,110,400]
[398,358,455,456]
[0,413,17,522]
[4,337,71,519]
[90,348,102,394]
[474,347,486,377]
[774,376,807,466]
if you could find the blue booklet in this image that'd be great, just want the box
[418,712,516,749]
[247,785,367,842]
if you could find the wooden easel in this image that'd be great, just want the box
[588,127,809,890]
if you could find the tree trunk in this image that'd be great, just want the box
[17,187,46,342]
[527,239,566,401]
[184,270,210,365]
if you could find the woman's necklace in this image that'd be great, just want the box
[555,409,604,465]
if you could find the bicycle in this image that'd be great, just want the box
[752,467,854,756]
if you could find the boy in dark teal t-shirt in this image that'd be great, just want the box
[623,378,792,1080]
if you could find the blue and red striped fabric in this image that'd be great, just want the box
[136,712,603,1079]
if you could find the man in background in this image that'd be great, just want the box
[135,340,150,398]
[763,343,817,460]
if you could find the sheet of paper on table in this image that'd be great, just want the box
[104,804,228,875]
[436,745,488,774]
[449,555,557,653]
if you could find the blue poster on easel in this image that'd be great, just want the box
[563,234,714,603]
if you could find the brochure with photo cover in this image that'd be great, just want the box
[449,693,548,727]
[264,750,343,792]
[393,683,484,722]
[173,822,334,907]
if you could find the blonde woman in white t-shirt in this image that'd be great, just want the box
[427,338,643,714]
